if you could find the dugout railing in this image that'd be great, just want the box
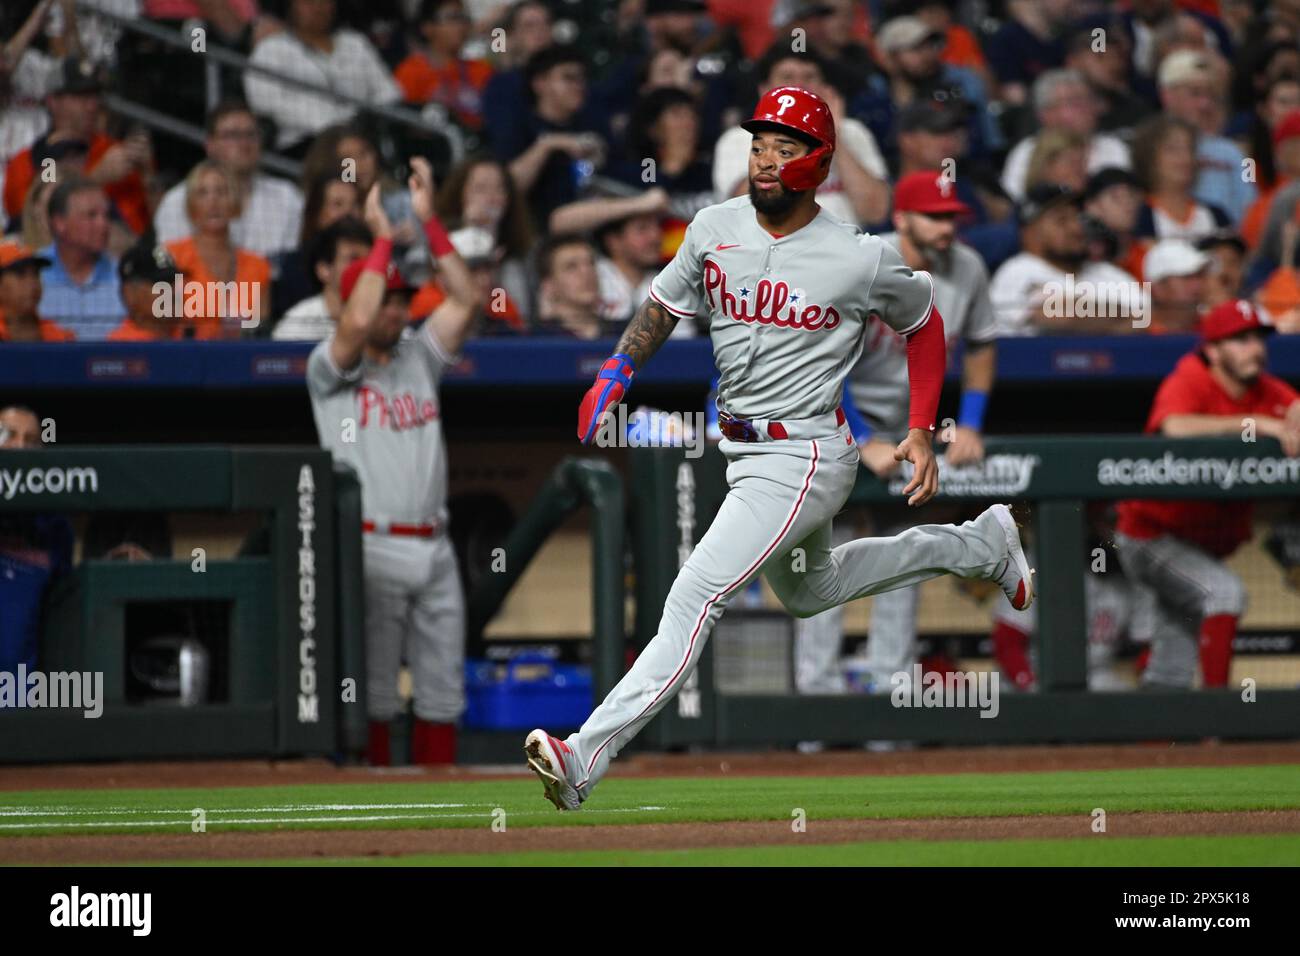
[628,437,1300,748]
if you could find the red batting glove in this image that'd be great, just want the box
[577,353,636,444]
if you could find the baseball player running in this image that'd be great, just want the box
[307,159,480,765]
[525,88,1034,809]
[797,170,1000,696]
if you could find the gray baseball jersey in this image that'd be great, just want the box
[848,233,997,438]
[306,321,456,525]
[650,196,934,422]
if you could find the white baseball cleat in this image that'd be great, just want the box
[988,503,1035,611]
[524,729,583,811]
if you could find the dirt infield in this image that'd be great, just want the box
[4,811,1300,865]
[3,740,1299,792]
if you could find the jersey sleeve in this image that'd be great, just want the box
[866,238,935,335]
[963,256,999,344]
[415,319,459,385]
[306,338,362,397]
[649,216,706,319]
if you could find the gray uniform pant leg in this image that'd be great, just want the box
[565,438,858,796]
[763,507,1008,617]
[793,520,856,694]
[364,535,466,722]
[409,535,466,723]
[1114,532,1247,688]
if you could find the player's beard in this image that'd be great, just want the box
[913,238,952,272]
[749,178,805,218]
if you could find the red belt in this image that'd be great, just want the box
[718,407,846,443]
[362,520,442,538]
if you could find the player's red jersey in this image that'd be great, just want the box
[1116,351,1300,556]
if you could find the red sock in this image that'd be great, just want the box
[411,720,456,765]
[1134,646,1152,677]
[1199,613,1237,688]
[991,621,1035,689]
[367,720,391,767]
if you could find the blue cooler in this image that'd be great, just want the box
[463,655,593,730]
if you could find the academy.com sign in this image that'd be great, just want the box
[1098,453,1300,490]
[889,454,1041,497]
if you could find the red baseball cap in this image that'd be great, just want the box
[1200,298,1274,343]
[1274,110,1300,148]
[340,256,413,302]
[893,170,970,216]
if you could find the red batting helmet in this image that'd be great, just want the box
[741,86,836,192]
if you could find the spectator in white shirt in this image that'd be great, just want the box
[244,0,401,152]
[271,215,371,340]
[999,70,1131,202]
[153,101,303,259]
[712,49,889,227]
[990,184,1143,336]
[593,211,665,330]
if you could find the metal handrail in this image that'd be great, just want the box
[78,2,464,167]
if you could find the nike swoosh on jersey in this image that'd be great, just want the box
[715,243,742,250]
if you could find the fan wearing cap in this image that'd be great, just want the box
[989,184,1143,336]
[1156,49,1256,225]
[0,241,73,342]
[712,48,889,227]
[793,170,1001,696]
[306,159,483,766]
[1196,230,1247,309]
[108,239,187,342]
[1142,238,1211,334]
[2,57,151,235]
[1115,300,1300,689]
[855,15,1000,161]
[1083,166,1151,280]
[406,225,523,334]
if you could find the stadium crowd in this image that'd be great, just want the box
[3,0,1300,343]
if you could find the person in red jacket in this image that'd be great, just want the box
[1115,299,1300,689]
[2,58,151,236]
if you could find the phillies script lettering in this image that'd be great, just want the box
[358,386,438,431]
[703,261,840,331]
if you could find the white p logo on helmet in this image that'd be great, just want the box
[775,94,797,116]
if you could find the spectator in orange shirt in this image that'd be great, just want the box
[1242,110,1300,250]
[0,241,74,342]
[108,238,187,342]
[165,161,271,339]
[2,58,151,236]
[395,0,494,131]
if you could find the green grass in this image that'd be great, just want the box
[189,834,1300,867]
[1,764,1298,838]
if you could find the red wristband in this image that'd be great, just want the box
[423,216,456,259]
[364,237,393,275]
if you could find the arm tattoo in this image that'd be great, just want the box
[616,298,679,368]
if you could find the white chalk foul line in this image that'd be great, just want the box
[0,806,667,831]
[0,803,487,817]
